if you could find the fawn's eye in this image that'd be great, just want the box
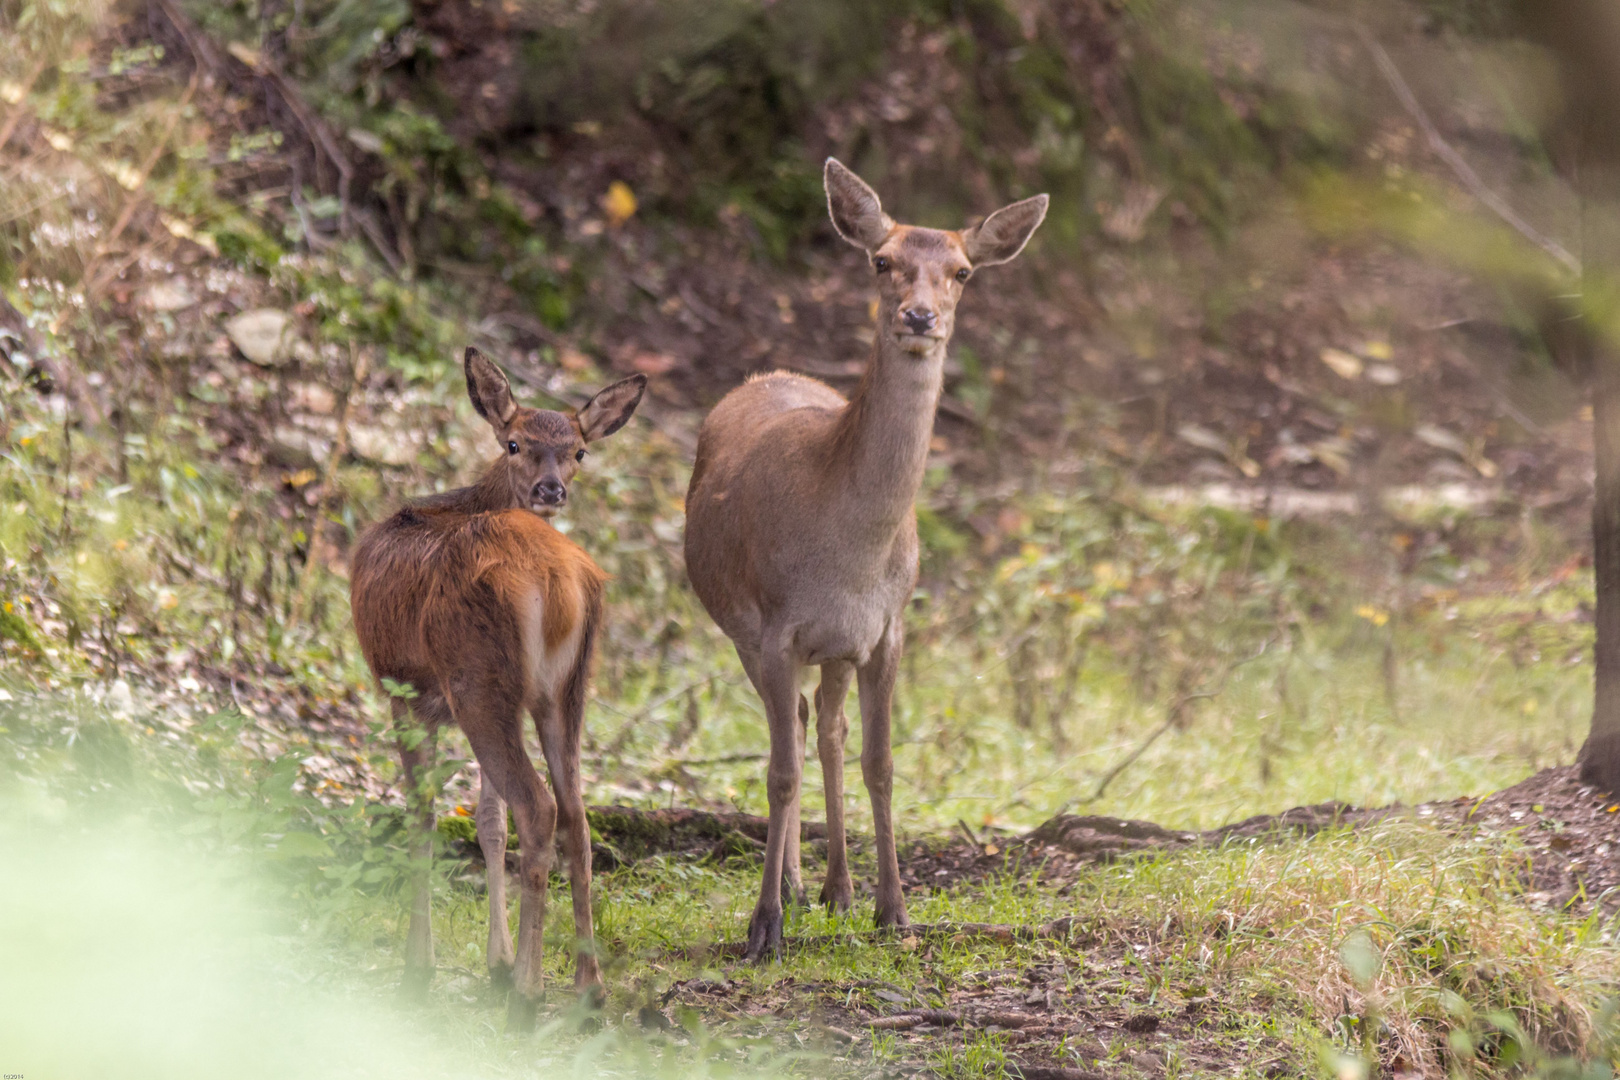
[955,267,971,282]
[507,440,519,455]
[575,448,587,463]
[873,256,890,273]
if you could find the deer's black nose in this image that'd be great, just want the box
[902,308,937,335]
[534,478,566,504]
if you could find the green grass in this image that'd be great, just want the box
[8,671,1612,1078]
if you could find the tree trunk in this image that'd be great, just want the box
[1517,1,1620,791]
[1583,337,1620,790]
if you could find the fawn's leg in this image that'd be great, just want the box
[815,661,856,910]
[475,770,515,988]
[538,700,602,1000]
[465,718,556,1033]
[857,620,908,930]
[396,700,441,1001]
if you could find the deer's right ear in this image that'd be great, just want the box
[464,347,517,427]
[825,158,894,252]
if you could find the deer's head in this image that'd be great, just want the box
[825,158,1048,357]
[464,347,646,516]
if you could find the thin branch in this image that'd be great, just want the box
[1086,635,1276,803]
[289,343,371,628]
[0,59,47,155]
[97,69,199,257]
[1356,23,1581,277]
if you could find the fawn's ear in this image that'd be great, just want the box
[465,347,517,427]
[825,158,894,252]
[961,194,1049,267]
[577,373,647,443]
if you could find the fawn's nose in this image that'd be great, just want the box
[902,308,937,335]
[533,477,566,504]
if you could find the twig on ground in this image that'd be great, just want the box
[1086,635,1276,803]
[664,918,1086,961]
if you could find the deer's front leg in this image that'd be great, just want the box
[745,645,803,961]
[475,771,516,990]
[815,662,855,911]
[857,621,908,930]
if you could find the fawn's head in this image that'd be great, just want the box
[464,347,646,516]
[824,158,1048,357]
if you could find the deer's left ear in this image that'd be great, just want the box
[961,194,1049,267]
[578,374,647,442]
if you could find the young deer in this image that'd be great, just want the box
[350,348,645,1025]
[685,160,1047,958]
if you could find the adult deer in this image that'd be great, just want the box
[685,160,1047,959]
[350,348,645,1025]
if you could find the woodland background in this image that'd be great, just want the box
[2,1,1617,1077]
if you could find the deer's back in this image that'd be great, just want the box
[351,502,605,705]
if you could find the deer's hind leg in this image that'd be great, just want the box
[459,684,557,1032]
[815,661,855,911]
[857,620,909,930]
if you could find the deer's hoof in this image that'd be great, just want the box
[488,962,514,994]
[873,899,909,930]
[506,992,539,1033]
[744,906,783,963]
[819,877,854,912]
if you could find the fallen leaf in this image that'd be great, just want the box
[602,181,637,227]
[1320,347,1363,380]
[631,350,678,376]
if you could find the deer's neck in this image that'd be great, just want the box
[826,336,944,540]
[413,459,516,516]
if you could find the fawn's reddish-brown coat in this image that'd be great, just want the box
[350,347,644,1026]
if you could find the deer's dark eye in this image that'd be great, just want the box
[507,440,520,455]
[955,267,971,283]
[873,256,890,273]
[575,448,587,463]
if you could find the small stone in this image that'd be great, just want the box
[349,423,420,466]
[288,382,337,415]
[143,280,195,311]
[225,308,294,366]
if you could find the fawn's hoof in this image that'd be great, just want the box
[575,973,606,1010]
[743,906,784,963]
[398,963,433,1003]
[506,992,539,1033]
